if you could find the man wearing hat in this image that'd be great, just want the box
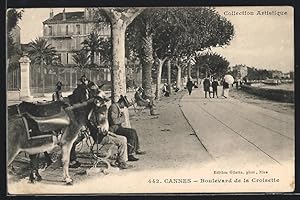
[87,98,133,169]
[108,95,146,161]
[134,87,153,108]
[52,81,63,101]
[162,83,170,97]
[68,75,93,168]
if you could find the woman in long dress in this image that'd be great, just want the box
[222,80,229,98]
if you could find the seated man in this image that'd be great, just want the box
[162,83,170,97]
[108,95,146,161]
[134,87,153,108]
[87,98,133,169]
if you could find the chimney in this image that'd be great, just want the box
[49,9,53,18]
[62,8,66,21]
[84,8,89,19]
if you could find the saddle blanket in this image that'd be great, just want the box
[10,101,71,140]
[22,112,70,140]
[21,116,56,140]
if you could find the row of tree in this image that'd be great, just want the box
[91,8,234,101]
[7,8,235,126]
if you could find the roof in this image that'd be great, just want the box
[43,11,85,23]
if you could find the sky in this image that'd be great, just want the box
[15,6,294,73]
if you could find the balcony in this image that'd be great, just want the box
[43,35,73,39]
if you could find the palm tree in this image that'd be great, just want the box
[81,31,101,68]
[28,37,57,95]
[72,50,89,70]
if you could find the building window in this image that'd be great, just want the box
[58,41,62,49]
[66,25,69,35]
[49,26,53,36]
[66,53,69,64]
[76,24,80,34]
[67,40,72,49]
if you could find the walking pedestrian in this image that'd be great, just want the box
[212,77,219,98]
[186,78,194,95]
[222,80,230,98]
[203,77,211,98]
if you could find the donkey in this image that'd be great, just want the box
[7,85,109,185]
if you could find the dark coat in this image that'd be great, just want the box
[135,91,149,107]
[108,103,125,132]
[223,81,229,89]
[186,81,194,91]
[69,83,89,104]
[212,81,219,90]
[203,78,210,91]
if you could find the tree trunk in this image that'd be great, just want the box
[167,59,171,95]
[111,22,126,102]
[196,66,199,84]
[176,65,182,90]
[111,21,130,127]
[141,33,154,99]
[103,8,144,128]
[155,57,167,100]
[41,58,45,96]
[188,62,191,79]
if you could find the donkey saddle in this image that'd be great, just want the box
[18,101,70,135]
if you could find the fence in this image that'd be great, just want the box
[7,67,20,91]
[30,65,111,94]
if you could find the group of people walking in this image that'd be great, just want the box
[185,76,230,98]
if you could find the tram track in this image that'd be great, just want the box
[211,101,294,140]
[225,98,293,124]
[192,102,282,165]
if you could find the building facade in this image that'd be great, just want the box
[270,70,283,79]
[42,8,111,67]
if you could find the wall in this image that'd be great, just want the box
[7,91,20,101]
[240,85,294,103]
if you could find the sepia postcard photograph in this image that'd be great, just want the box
[6,5,295,195]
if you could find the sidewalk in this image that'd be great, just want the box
[7,91,135,107]
[8,89,214,194]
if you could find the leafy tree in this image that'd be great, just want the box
[82,31,102,68]
[246,67,272,80]
[28,37,57,95]
[194,52,229,78]
[126,8,167,99]
[7,9,23,60]
[98,37,112,67]
[72,49,89,70]
[152,8,234,97]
